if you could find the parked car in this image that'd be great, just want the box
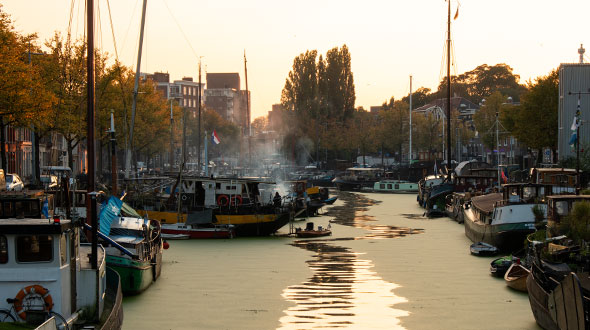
[6,173,24,191]
[40,174,58,189]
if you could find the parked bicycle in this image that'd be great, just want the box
[0,297,68,330]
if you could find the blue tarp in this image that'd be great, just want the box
[99,196,123,235]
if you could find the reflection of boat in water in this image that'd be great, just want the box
[280,239,408,328]
[295,222,332,238]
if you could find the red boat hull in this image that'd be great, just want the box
[161,227,234,239]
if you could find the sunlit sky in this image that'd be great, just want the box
[3,0,589,119]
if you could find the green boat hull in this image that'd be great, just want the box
[107,255,156,295]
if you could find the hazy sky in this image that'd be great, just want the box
[3,0,589,119]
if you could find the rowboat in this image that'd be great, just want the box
[470,242,499,256]
[504,263,530,292]
[490,256,515,278]
[295,222,332,238]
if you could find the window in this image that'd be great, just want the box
[387,184,393,189]
[555,201,569,216]
[0,236,7,264]
[3,202,13,217]
[17,235,53,262]
[380,184,385,189]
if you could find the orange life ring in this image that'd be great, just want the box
[217,194,229,206]
[230,195,243,206]
[14,285,53,320]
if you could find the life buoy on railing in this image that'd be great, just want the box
[14,285,53,320]
[181,194,188,201]
[230,195,243,206]
[217,194,229,206]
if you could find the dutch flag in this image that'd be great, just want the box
[212,129,220,145]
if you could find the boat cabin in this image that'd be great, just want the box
[529,168,577,194]
[499,183,554,206]
[546,195,590,237]
[339,168,381,181]
[0,204,107,326]
[179,177,274,210]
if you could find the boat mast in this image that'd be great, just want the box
[244,51,251,169]
[86,0,97,269]
[109,110,117,195]
[86,0,100,321]
[125,0,148,179]
[496,112,500,189]
[198,59,202,175]
[446,0,452,171]
[409,75,412,166]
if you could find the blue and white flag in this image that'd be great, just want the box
[99,196,123,235]
[569,132,578,146]
[42,197,49,219]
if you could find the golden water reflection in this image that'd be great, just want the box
[279,241,408,329]
[279,192,423,329]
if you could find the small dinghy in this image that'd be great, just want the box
[295,222,332,238]
[470,242,499,256]
[490,256,517,278]
[504,262,530,292]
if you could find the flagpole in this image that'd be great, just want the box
[204,130,208,177]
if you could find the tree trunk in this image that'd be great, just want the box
[536,148,543,167]
[34,131,41,187]
[0,116,6,174]
[67,139,75,172]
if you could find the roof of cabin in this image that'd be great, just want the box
[471,193,502,213]
[0,218,72,234]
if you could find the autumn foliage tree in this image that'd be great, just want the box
[0,7,54,173]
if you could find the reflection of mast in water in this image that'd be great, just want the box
[278,241,408,329]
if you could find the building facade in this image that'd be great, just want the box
[558,63,590,161]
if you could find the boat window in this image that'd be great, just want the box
[60,234,67,265]
[387,184,393,189]
[555,201,569,216]
[395,184,399,189]
[0,236,7,264]
[3,202,13,217]
[15,201,40,218]
[380,184,385,189]
[16,235,53,263]
[523,187,536,201]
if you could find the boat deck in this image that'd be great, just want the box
[471,193,502,213]
[79,245,105,270]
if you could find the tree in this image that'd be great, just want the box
[473,92,508,150]
[0,7,52,173]
[320,45,355,123]
[511,70,559,164]
[280,50,318,119]
[251,116,268,135]
[42,34,89,170]
[439,63,526,104]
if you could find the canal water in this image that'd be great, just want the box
[122,192,540,329]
